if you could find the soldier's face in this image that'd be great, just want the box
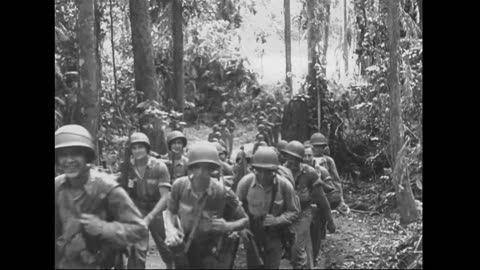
[313,144,327,156]
[285,155,300,170]
[304,148,313,164]
[219,152,226,161]
[56,146,88,178]
[192,163,216,187]
[171,139,184,154]
[254,167,275,182]
[131,143,148,160]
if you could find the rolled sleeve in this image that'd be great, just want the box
[157,162,172,190]
[167,179,183,214]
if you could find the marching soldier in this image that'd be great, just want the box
[55,125,148,269]
[219,120,233,157]
[236,147,300,269]
[117,132,174,269]
[280,141,334,268]
[163,142,249,269]
[268,107,282,145]
[310,133,350,214]
[164,130,189,182]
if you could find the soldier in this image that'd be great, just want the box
[164,130,189,183]
[281,141,334,269]
[117,132,174,269]
[253,134,268,154]
[236,147,300,269]
[163,142,249,269]
[268,107,282,145]
[232,146,251,192]
[219,119,233,157]
[213,131,227,149]
[276,140,289,164]
[304,145,338,265]
[225,113,236,158]
[55,125,148,269]
[208,125,221,142]
[304,145,314,166]
[213,142,234,178]
[257,124,272,146]
[262,119,275,145]
[310,133,350,214]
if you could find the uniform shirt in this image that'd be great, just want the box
[168,176,247,236]
[268,113,282,128]
[277,165,295,187]
[288,163,323,206]
[124,156,171,211]
[312,162,336,193]
[55,168,148,268]
[163,151,189,182]
[313,156,341,191]
[236,173,299,223]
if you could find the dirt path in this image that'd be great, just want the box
[148,127,422,269]
[146,209,413,269]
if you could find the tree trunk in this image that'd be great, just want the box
[76,0,99,146]
[129,0,158,101]
[172,0,185,114]
[387,0,418,225]
[130,0,167,155]
[284,0,293,94]
[321,0,330,77]
[343,0,349,77]
[307,0,321,131]
[94,0,103,165]
[417,0,422,31]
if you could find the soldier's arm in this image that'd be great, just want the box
[101,187,148,247]
[164,179,182,231]
[275,180,300,225]
[146,162,172,220]
[317,166,336,193]
[235,175,251,214]
[224,188,249,231]
[327,157,342,185]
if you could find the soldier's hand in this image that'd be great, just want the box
[144,214,153,227]
[211,218,231,232]
[165,228,184,246]
[263,214,279,227]
[80,214,105,236]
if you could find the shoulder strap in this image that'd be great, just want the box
[268,177,279,214]
[184,192,208,251]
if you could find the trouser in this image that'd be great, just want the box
[173,233,238,269]
[247,229,283,269]
[290,207,314,269]
[310,190,341,261]
[127,208,173,269]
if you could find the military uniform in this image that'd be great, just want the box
[55,167,148,269]
[313,156,344,208]
[163,151,189,183]
[268,110,282,145]
[168,176,248,268]
[55,124,148,269]
[288,163,327,269]
[309,161,339,262]
[236,173,300,269]
[118,155,173,269]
